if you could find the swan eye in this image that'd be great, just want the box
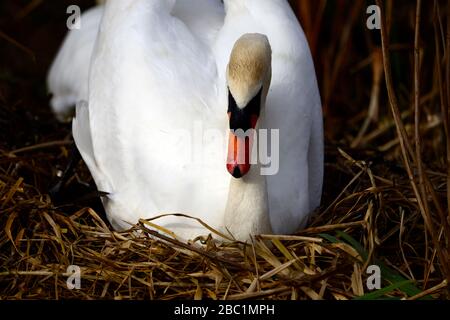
[227,88,262,131]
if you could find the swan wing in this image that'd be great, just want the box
[47,6,103,121]
[48,1,224,122]
[173,0,225,49]
[84,0,228,236]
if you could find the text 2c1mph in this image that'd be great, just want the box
[173,304,277,319]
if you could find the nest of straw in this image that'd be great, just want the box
[0,0,449,300]
[0,145,447,299]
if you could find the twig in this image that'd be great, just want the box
[0,30,35,62]
[434,1,450,227]
[301,221,366,234]
[227,286,291,300]
[406,279,448,300]
[323,2,363,111]
[258,234,323,243]
[413,0,432,279]
[7,140,73,156]
[15,0,43,20]
[446,0,450,226]
[352,49,383,148]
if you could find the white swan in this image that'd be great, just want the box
[47,0,224,122]
[70,0,323,242]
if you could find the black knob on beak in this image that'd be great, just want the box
[232,166,242,178]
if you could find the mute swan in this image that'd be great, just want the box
[70,0,323,242]
[47,0,224,122]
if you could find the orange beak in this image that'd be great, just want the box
[226,114,258,178]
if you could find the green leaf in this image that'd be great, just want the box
[354,280,414,300]
[318,233,340,243]
[332,231,428,299]
[376,264,424,298]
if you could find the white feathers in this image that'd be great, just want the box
[47,6,102,122]
[51,0,323,241]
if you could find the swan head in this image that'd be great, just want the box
[226,33,272,178]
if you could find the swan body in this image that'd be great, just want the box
[68,0,323,242]
[47,0,224,122]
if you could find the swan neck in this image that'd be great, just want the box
[224,121,272,241]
